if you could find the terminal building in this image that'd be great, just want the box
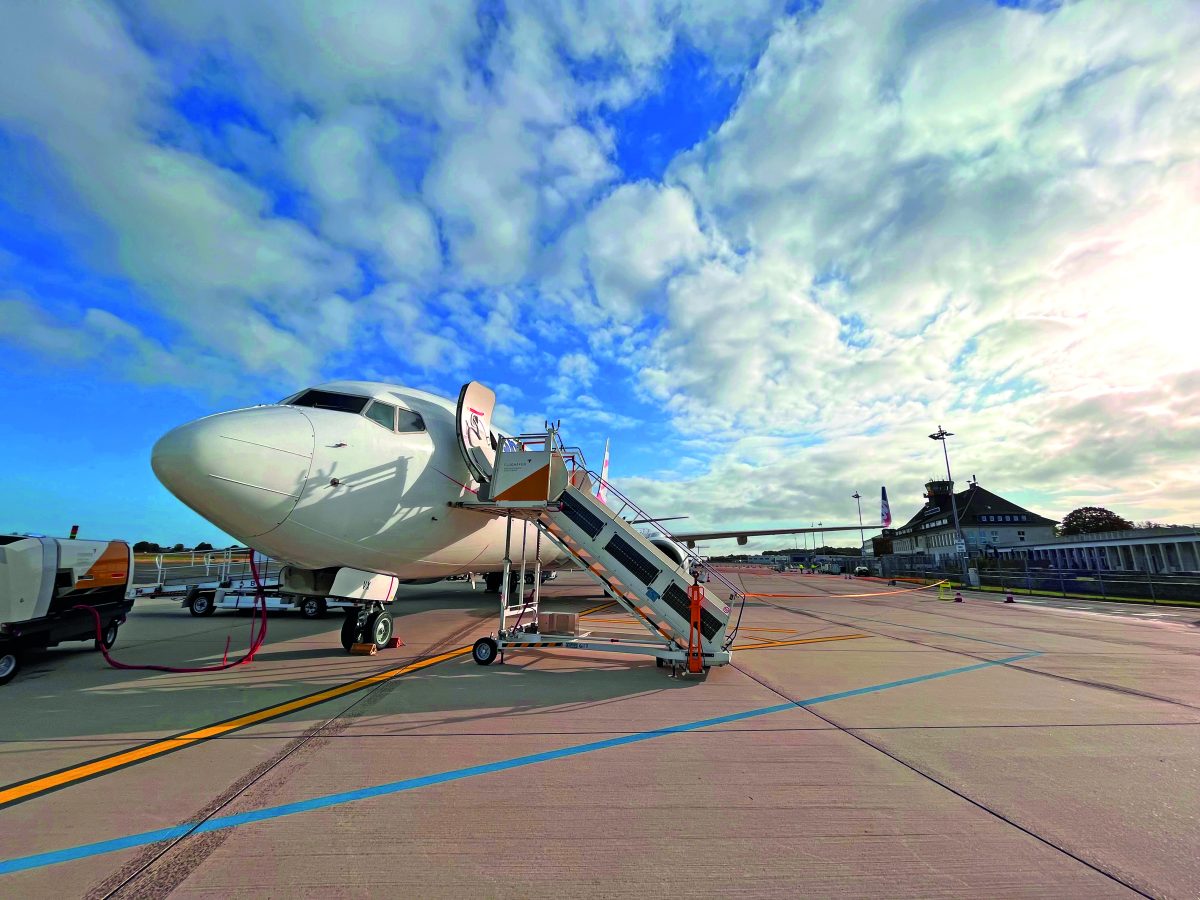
[999,526,1200,573]
[890,480,1057,564]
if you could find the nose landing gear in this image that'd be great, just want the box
[340,601,395,653]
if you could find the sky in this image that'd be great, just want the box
[1,0,1198,549]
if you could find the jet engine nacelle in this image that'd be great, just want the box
[649,537,688,568]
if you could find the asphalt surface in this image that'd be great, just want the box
[1,571,1198,897]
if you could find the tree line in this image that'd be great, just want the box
[132,541,239,553]
[1058,507,1186,536]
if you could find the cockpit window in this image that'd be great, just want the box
[396,409,425,433]
[365,401,396,430]
[287,390,370,414]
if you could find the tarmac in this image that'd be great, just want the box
[1,570,1198,898]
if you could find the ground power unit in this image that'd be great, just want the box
[0,536,134,685]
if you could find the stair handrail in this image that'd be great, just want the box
[574,468,745,603]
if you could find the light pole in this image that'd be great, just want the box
[851,491,864,555]
[929,425,968,576]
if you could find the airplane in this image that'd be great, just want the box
[151,380,885,652]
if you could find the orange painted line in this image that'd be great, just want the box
[0,646,472,810]
[745,581,947,600]
[735,634,869,651]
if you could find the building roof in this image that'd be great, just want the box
[895,483,1056,535]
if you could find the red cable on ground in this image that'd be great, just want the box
[74,551,270,673]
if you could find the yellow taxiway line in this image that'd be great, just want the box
[734,634,869,652]
[0,645,472,810]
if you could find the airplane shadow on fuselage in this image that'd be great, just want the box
[297,450,496,549]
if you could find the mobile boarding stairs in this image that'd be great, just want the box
[455,427,745,675]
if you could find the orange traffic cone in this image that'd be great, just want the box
[1004,593,1014,604]
[954,591,963,603]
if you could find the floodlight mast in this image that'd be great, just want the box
[851,491,864,552]
[929,425,968,576]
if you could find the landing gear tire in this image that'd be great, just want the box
[485,573,502,594]
[187,588,215,617]
[96,621,119,651]
[655,657,665,668]
[365,611,393,649]
[340,612,362,652]
[472,637,498,666]
[299,596,326,620]
[0,649,19,685]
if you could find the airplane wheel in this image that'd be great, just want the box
[187,588,215,616]
[340,612,362,652]
[299,596,326,619]
[96,621,119,651]
[485,573,502,593]
[655,657,665,668]
[0,650,19,685]
[365,611,393,649]
[472,637,498,666]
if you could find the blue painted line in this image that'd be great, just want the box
[0,651,1039,876]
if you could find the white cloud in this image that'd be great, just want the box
[568,181,710,315]
[3,0,1199,532]
[0,2,361,385]
[287,109,441,280]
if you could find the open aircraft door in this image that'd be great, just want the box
[455,381,499,483]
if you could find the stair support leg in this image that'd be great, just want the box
[500,513,513,631]
[687,582,704,674]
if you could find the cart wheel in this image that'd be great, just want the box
[472,637,498,666]
[96,621,119,651]
[299,596,326,620]
[340,612,362,652]
[188,595,214,619]
[0,650,19,685]
[365,611,393,649]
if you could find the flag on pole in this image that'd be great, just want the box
[880,486,892,527]
[597,439,610,505]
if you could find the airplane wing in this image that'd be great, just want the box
[670,486,891,547]
[671,524,879,547]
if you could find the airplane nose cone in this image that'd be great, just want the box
[152,406,315,539]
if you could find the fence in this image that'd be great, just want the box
[879,555,1200,604]
[140,549,285,592]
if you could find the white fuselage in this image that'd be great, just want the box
[152,381,564,579]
